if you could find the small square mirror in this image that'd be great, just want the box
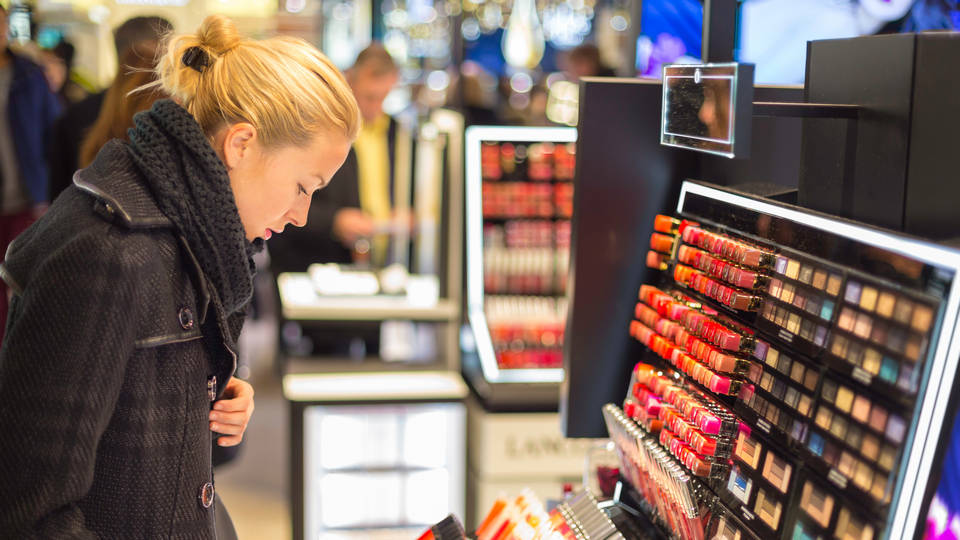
[661,63,754,159]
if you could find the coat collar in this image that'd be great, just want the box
[72,140,212,323]
[73,140,174,230]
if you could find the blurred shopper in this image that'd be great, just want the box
[0,14,358,538]
[565,43,615,79]
[77,40,165,168]
[47,16,172,202]
[40,40,87,106]
[0,4,61,341]
[269,42,401,272]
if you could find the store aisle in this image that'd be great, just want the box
[215,315,291,540]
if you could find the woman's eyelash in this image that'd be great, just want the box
[298,184,308,196]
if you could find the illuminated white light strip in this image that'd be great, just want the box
[660,140,734,159]
[283,371,469,401]
[464,126,576,384]
[664,76,736,79]
[676,182,960,269]
[677,181,960,539]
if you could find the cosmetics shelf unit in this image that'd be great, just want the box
[462,126,578,408]
[599,180,960,540]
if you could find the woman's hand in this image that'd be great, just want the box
[209,377,255,447]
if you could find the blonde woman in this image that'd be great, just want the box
[0,15,359,538]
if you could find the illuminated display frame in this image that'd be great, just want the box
[677,181,960,539]
[464,125,578,384]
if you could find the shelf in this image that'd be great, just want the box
[278,273,459,322]
[283,370,469,403]
[285,356,449,375]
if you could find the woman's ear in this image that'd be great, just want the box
[221,123,258,170]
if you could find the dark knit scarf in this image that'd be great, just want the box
[126,99,261,316]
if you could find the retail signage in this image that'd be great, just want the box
[661,63,754,159]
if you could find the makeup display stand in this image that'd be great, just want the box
[603,181,960,539]
[461,126,603,528]
[558,32,960,540]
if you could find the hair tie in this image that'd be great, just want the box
[182,46,210,73]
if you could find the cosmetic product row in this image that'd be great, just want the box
[603,404,710,540]
[483,247,568,295]
[674,264,763,312]
[485,295,566,369]
[626,363,742,480]
[804,375,902,504]
[482,182,557,218]
[826,280,934,395]
[633,285,756,395]
[737,337,820,444]
[483,220,571,249]
[680,224,776,270]
[630,319,746,397]
[480,141,576,182]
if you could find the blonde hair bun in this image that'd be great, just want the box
[153,14,359,147]
[195,14,242,56]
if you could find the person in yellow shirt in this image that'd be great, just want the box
[269,43,401,272]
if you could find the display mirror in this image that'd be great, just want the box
[660,63,754,158]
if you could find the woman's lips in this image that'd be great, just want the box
[264,229,273,240]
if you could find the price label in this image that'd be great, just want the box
[828,468,849,489]
[852,367,873,386]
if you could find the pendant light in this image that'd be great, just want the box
[502,0,546,69]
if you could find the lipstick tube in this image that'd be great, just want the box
[650,232,678,254]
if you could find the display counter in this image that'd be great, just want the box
[461,125,577,410]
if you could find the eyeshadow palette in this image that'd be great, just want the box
[720,427,799,536]
[736,338,820,446]
[603,181,960,540]
[792,474,878,540]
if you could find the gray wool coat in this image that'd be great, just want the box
[0,141,245,539]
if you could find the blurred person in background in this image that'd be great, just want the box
[47,16,172,202]
[269,42,402,273]
[0,4,61,341]
[40,39,86,106]
[0,13,358,538]
[77,40,165,168]
[564,42,615,79]
[268,43,407,358]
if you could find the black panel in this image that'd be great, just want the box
[702,0,738,62]
[561,81,804,438]
[701,86,804,190]
[800,34,917,230]
[561,78,694,437]
[904,33,960,239]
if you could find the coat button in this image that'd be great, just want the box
[207,376,217,401]
[178,307,195,330]
[199,482,215,508]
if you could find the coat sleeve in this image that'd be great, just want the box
[0,231,144,538]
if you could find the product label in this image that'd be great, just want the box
[777,329,795,343]
[741,508,756,522]
[828,468,849,489]
[852,367,873,386]
[756,418,772,434]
